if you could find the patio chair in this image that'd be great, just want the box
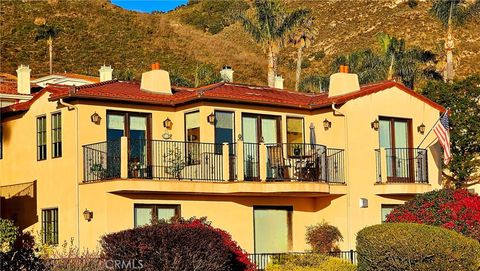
[267,145,289,180]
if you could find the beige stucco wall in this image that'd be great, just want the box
[0,85,443,252]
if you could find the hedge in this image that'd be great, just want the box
[266,253,356,271]
[356,223,480,271]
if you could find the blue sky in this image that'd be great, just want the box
[111,0,188,13]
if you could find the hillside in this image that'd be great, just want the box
[1,0,479,89]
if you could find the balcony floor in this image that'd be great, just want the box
[80,179,347,197]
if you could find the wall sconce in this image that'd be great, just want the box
[163,117,173,129]
[371,119,379,130]
[90,112,102,125]
[83,209,93,222]
[417,123,426,134]
[323,119,332,129]
[207,112,216,124]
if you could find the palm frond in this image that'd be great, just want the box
[277,8,309,39]
[239,14,263,42]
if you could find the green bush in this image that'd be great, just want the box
[266,254,356,271]
[0,219,18,252]
[356,223,480,271]
[306,222,343,253]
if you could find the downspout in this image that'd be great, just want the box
[59,99,80,249]
[332,103,352,250]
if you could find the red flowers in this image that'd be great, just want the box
[386,189,480,241]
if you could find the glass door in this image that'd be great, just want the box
[106,114,125,177]
[254,207,291,253]
[379,117,412,182]
[242,116,259,180]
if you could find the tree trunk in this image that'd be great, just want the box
[48,37,53,74]
[387,54,394,80]
[267,46,275,87]
[295,45,303,91]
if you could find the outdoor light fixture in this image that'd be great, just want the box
[163,117,173,129]
[83,209,93,222]
[371,119,379,130]
[323,119,332,129]
[207,112,216,124]
[90,112,101,125]
[417,123,426,134]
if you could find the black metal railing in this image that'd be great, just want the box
[375,148,428,183]
[229,143,237,181]
[83,140,121,182]
[326,148,345,184]
[129,139,224,182]
[248,250,357,270]
[244,142,260,181]
[266,143,327,182]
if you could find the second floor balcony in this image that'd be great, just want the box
[82,139,346,193]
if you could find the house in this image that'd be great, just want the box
[30,65,112,87]
[0,66,37,108]
[0,63,445,254]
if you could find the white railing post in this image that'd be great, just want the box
[120,136,128,179]
[259,143,267,182]
[236,140,244,181]
[222,143,230,181]
[380,148,387,183]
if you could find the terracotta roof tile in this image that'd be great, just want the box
[52,73,100,83]
[0,82,36,96]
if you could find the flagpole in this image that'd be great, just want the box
[416,108,449,149]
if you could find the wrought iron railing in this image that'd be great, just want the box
[129,139,224,182]
[375,148,428,183]
[83,140,121,182]
[229,143,237,181]
[248,250,357,270]
[244,142,260,181]
[265,143,327,182]
[326,148,345,184]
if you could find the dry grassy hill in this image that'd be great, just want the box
[1,0,479,89]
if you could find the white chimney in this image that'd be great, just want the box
[140,63,172,95]
[220,66,234,82]
[16,64,31,94]
[328,65,360,97]
[99,65,113,82]
[274,75,284,89]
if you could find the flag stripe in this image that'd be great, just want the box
[433,112,451,165]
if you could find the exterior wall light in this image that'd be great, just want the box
[417,123,426,134]
[207,113,216,124]
[371,119,379,130]
[163,117,173,129]
[90,112,102,125]
[83,209,93,222]
[323,119,332,129]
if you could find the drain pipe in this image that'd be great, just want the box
[331,103,352,250]
[59,99,80,249]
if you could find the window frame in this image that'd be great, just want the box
[36,115,47,161]
[41,208,59,245]
[381,204,399,223]
[133,204,181,227]
[51,112,62,158]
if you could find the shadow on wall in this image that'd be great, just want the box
[0,180,38,230]
[427,141,443,186]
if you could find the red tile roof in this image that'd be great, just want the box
[52,73,100,83]
[2,79,446,115]
[0,81,37,96]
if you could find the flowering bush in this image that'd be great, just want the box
[386,188,480,241]
[305,222,343,253]
[101,217,255,271]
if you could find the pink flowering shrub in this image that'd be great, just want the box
[386,188,480,241]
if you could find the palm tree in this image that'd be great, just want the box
[239,0,309,87]
[299,74,329,93]
[290,16,317,91]
[35,24,62,74]
[330,49,386,85]
[429,0,480,81]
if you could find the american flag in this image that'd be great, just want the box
[433,111,452,165]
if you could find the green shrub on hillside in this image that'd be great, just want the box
[356,223,480,271]
[266,253,356,271]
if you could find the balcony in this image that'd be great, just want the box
[82,139,346,195]
[374,148,431,195]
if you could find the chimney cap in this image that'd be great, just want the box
[151,63,160,70]
[222,65,232,70]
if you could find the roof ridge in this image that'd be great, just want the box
[73,79,119,91]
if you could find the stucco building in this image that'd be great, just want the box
[0,64,446,254]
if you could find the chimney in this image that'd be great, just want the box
[220,66,234,82]
[140,62,172,95]
[328,65,360,97]
[274,75,284,89]
[99,65,113,82]
[16,64,31,94]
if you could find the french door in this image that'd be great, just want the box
[242,114,281,180]
[107,111,151,178]
[379,117,413,182]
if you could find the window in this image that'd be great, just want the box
[36,116,47,160]
[381,204,399,223]
[286,117,304,156]
[51,113,62,158]
[42,208,58,245]
[214,111,234,154]
[185,111,200,165]
[134,204,180,227]
[254,206,292,253]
